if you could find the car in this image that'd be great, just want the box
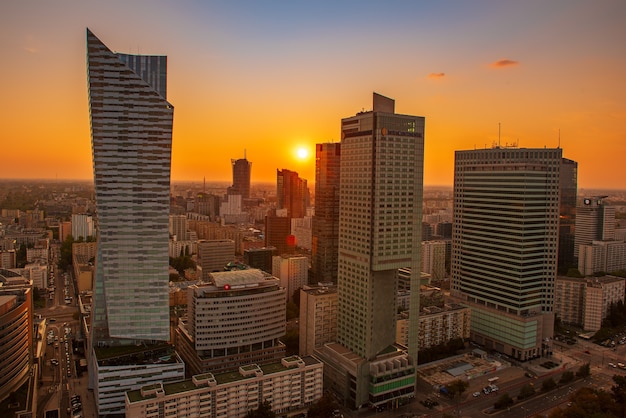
[609,363,617,368]
[49,318,56,323]
[51,359,59,366]
[473,392,481,397]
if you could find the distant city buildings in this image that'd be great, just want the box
[451,147,565,361]
[227,154,252,200]
[86,28,184,415]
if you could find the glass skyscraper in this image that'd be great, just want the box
[451,147,562,361]
[87,28,173,344]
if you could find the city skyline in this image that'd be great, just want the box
[2,1,625,189]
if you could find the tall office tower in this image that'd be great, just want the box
[451,147,562,361]
[227,154,252,199]
[574,196,616,259]
[277,169,308,218]
[197,239,235,279]
[558,158,578,272]
[321,93,424,408]
[87,29,184,415]
[169,214,188,241]
[311,143,341,283]
[421,240,447,281]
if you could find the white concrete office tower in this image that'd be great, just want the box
[333,93,424,408]
[88,28,172,343]
[451,147,562,361]
[574,196,616,258]
[87,29,183,415]
[272,254,308,303]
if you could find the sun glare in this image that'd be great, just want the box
[296,147,309,160]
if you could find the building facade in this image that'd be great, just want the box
[125,356,323,418]
[272,255,308,303]
[574,197,616,259]
[87,29,183,415]
[197,239,235,279]
[299,284,338,356]
[277,169,308,219]
[228,155,252,200]
[319,93,424,409]
[558,158,578,272]
[396,304,471,349]
[578,240,626,276]
[71,213,95,240]
[0,279,32,404]
[311,142,341,283]
[451,147,563,361]
[176,269,286,376]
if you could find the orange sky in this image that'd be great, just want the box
[1,1,625,189]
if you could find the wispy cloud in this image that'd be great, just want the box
[490,59,519,68]
[427,72,446,80]
[24,47,39,53]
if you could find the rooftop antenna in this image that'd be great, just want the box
[558,129,561,148]
[244,149,247,160]
[203,176,206,193]
[498,122,501,147]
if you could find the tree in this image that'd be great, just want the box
[576,363,590,379]
[244,400,275,418]
[559,371,575,384]
[280,329,299,356]
[565,268,583,278]
[518,383,535,400]
[493,393,514,410]
[445,379,469,417]
[307,395,339,418]
[542,377,557,392]
[286,301,299,320]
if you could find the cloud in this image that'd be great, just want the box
[24,47,39,54]
[490,59,519,68]
[427,72,446,80]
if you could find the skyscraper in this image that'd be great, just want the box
[451,147,562,361]
[319,93,424,408]
[277,169,308,218]
[311,142,341,283]
[558,158,578,272]
[87,29,184,415]
[227,154,252,199]
[574,196,616,258]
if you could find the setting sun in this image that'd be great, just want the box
[296,147,309,160]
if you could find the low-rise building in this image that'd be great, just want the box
[125,356,323,418]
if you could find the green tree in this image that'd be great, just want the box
[244,400,275,418]
[493,393,514,410]
[307,395,339,418]
[576,363,591,379]
[560,371,575,384]
[566,268,583,278]
[280,329,299,356]
[59,235,75,270]
[542,377,557,392]
[286,301,299,320]
[518,383,535,400]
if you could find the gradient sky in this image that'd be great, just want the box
[1,1,625,189]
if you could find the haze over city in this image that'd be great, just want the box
[2,1,625,188]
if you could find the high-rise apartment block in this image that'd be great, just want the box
[272,255,308,303]
[396,303,471,350]
[169,214,188,242]
[451,147,564,361]
[578,240,626,276]
[176,269,286,376]
[318,93,424,409]
[421,240,447,281]
[228,155,252,200]
[299,284,338,356]
[87,29,184,415]
[311,142,341,283]
[555,275,625,331]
